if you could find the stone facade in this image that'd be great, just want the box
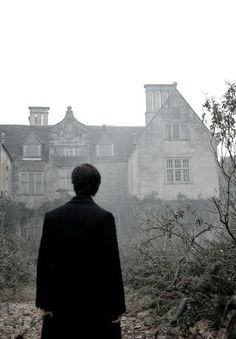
[0,83,219,209]
[0,133,12,197]
[129,84,219,199]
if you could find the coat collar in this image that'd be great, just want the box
[69,194,94,204]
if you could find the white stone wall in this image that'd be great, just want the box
[129,89,220,200]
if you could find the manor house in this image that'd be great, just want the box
[0,83,219,208]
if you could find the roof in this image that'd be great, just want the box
[88,125,144,160]
[0,125,51,160]
[0,123,144,161]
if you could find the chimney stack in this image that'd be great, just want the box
[144,82,177,125]
[28,107,50,126]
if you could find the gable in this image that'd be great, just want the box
[136,88,212,146]
[23,131,43,145]
[51,106,88,145]
[155,89,200,123]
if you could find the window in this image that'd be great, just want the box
[96,144,114,157]
[165,126,172,139]
[165,125,189,140]
[19,172,44,195]
[23,145,41,159]
[59,168,73,191]
[173,125,180,139]
[166,159,190,183]
[56,146,88,157]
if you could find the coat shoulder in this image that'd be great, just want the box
[43,203,68,221]
[93,203,113,217]
[44,199,113,221]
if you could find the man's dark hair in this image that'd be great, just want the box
[71,163,101,196]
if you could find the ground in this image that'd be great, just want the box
[0,301,229,339]
[0,302,155,339]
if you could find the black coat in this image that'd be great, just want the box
[36,195,126,339]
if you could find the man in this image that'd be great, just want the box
[36,163,126,339]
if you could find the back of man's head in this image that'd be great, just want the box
[71,163,101,196]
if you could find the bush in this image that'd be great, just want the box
[0,193,35,299]
[121,235,236,334]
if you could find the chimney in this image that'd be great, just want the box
[28,107,50,126]
[144,82,177,125]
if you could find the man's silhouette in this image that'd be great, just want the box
[36,163,126,339]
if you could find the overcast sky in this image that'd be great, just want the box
[0,0,235,126]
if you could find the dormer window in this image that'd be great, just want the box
[22,131,42,160]
[23,145,41,158]
[96,144,114,157]
[96,126,114,157]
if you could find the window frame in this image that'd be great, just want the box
[165,158,191,184]
[19,171,45,195]
[96,144,114,157]
[22,144,42,160]
[164,125,189,140]
[58,167,73,191]
[56,145,89,157]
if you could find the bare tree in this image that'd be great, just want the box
[203,82,236,245]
